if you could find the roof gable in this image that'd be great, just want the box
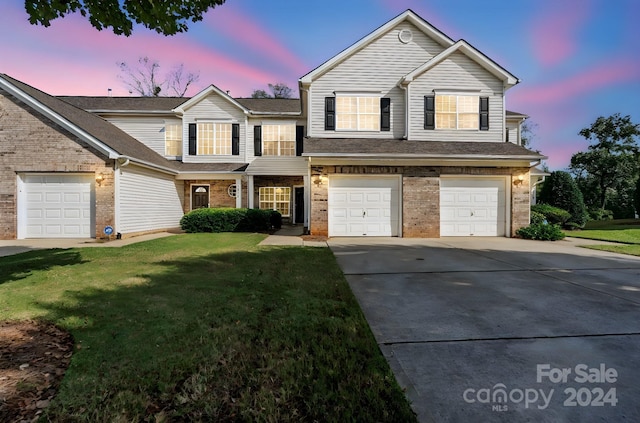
[402,40,519,87]
[0,74,178,173]
[173,84,249,114]
[299,9,454,84]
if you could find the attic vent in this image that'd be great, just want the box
[398,29,413,44]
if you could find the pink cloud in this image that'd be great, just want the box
[528,2,591,68]
[203,7,309,76]
[510,58,640,106]
[1,7,289,97]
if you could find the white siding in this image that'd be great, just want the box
[309,22,446,138]
[105,117,174,157]
[117,165,184,234]
[182,93,247,163]
[409,51,504,142]
[505,122,519,145]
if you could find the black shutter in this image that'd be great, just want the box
[424,96,435,130]
[253,125,262,156]
[188,123,197,155]
[380,98,391,131]
[325,97,335,130]
[296,125,304,156]
[479,97,489,131]
[232,124,240,155]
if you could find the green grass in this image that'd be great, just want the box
[564,219,640,256]
[0,233,416,422]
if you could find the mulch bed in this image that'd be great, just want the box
[0,321,73,423]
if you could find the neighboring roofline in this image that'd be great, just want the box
[85,110,179,115]
[173,84,249,114]
[0,74,120,159]
[299,9,455,84]
[506,113,528,120]
[118,156,178,175]
[402,39,519,87]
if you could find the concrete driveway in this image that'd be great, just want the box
[328,237,640,422]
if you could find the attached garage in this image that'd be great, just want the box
[440,177,507,236]
[18,174,95,239]
[328,176,401,236]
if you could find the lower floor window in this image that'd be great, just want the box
[259,187,291,217]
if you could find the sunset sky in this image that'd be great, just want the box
[2,0,639,169]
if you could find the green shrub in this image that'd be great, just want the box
[516,223,565,241]
[531,204,572,225]
[538,171,588,227]
[587,208,613,221]
[180,208,279,233]
[530,210,546,225]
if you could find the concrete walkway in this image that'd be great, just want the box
[258,225,328,247]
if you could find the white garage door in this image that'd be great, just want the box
[440,178,506,237]
[328,176,400,236]
[21,174,94,238]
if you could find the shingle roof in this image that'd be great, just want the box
[59,96,185,112]
[59,96,302,114]
[304,138,545,159]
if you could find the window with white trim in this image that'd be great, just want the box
[197,123,232,155]
[263,124,295,156]
[336,96,380,131]
[165,124,182,156]
[435,95,479,130]
[259,187,291,217]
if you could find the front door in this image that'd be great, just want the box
[192,185,209,209]
[294,187,304,224]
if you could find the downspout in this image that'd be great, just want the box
[398,80,409,139]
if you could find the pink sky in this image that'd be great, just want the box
[2,0,639,169]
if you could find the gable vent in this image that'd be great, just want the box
[398,29,413,44]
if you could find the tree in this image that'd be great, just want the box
[538,171,587,227]
[118,57,199,97]
[25,0,226,36]
[251,83,294,99]
[569,114,640,213]
[634,177,640,217]
[520,119,538,149]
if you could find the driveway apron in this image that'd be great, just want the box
[329,237,640,422]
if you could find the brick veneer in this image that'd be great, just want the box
[183,180,239,211]
[0,89,115,239]
[309,165,531,238]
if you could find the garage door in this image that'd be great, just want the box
[21,174,94,238]
[440,178,506,236]
[328,176,400,236]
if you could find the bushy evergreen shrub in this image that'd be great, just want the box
[530,210,546,225]
[180,208,281,233]
[531,204,572,226]
[516,223,565,241]
[538,171,588,227]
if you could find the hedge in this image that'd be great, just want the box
[531,204,571,226]
[180,208,282,233]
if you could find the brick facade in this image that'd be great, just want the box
[182,180,239,211]
[309,165,531,238]
[0,89,115,240]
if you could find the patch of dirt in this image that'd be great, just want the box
[0,321,73,423]
[300,235,329,242]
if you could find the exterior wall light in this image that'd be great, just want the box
[513,174,525,186]
[95,173,105,186]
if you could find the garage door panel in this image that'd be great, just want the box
[21,174,95,239]
[440,178,506,237]
[328,179,400,237]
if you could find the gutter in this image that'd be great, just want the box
[302,153,547,160]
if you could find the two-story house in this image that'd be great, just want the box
[0,10,544,240]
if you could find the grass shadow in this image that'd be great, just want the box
[0,249,86,285]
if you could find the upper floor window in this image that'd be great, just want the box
[165,124,182,156]
[188,122,240,156]
[337,96,380,131]
[425,95,489,131]
[263,124,296,156]
[198,123,231,155]
[325,96,390,132]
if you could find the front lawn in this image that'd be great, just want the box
[0,233,415,422]
[565,219,640,256]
